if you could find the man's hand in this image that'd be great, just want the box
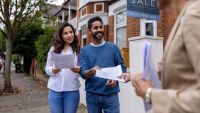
[118,73,131,83]
[106,80,116,88]
[52,67,61,74]
[71,66,80,73]
[84,66,99,78]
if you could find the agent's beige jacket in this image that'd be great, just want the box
[152,0,200,113]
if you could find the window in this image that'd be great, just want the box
[140,19,157,36]
[116,27,126,48]
[116,11,126,25]
[115,10,127,49]
[94,3,104,13]
[81,24,87,47]
[145,23,154,36]
[82,38,87,47]
[81,6,87,17]
[81,24,87,38]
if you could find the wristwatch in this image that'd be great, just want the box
[145,88,152,103]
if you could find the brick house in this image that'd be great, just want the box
[61,0,177,66]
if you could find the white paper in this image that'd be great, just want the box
[143,42,161,88]
[52,52,75,69]
[95,65,125,82]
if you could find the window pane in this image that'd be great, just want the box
[145,23,154,36]
[116,11,126,24]
[116,26,126,48]
[81,24,87,37]
[82,38,87,47]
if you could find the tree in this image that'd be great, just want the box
[0,32,5,51]
[13,18,43,74]
[35,25,55,72]
[0,0,45,92]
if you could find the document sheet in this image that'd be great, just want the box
[95,65,125,82]
[52,52,75,69]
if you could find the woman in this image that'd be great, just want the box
[132,0,200,113]
[45,22,80,113]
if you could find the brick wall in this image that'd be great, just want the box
[158,8,177,46]
[77,1,108,19]
[108,15,114,42]
[127,17,140,38]
[126,8,176,46]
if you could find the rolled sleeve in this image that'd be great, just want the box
[45,47,56,77]
[79,48,89,79]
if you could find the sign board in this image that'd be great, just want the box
[127,0,160,20]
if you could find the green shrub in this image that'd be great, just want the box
[35,26,56,72]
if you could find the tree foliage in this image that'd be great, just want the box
[13,18,44,73]
[0,0,45,91]
[35,25,55,72]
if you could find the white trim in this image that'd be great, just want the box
[81,24,87,39]
[114,9,127,44]
[62,11,65,23]
[68,4,71,21]
[80,6,88,18]
[94,3,104,13]
[140,19,157,37]
[109,0,126,16]
[79,0,107,9]
[78,13,108,30]
[113,4,126,14]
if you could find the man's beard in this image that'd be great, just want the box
[92,31,104,41]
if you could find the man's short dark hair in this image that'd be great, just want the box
[88,16,103,30]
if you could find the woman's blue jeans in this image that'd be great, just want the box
[86,92,120,113]
[48,89,80,113]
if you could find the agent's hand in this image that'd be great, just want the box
[131,73,143,87]
[106,80,116,88]
[52,67,61,74]
[133,79,152,98]
[71,66,80,73]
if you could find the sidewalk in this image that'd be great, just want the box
[0,70,87,113]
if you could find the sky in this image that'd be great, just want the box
[46,0,65,5]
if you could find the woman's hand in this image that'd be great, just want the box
[52,67,61,74]
[71,66,80,73]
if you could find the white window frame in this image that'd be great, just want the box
[81,37,87,47]
[80,6,87,18]
[140,19,157,36]
[114,9,127,48]
[81,24,87,39]
[94,3,104,13]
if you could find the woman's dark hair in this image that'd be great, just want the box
[53,22,80,54]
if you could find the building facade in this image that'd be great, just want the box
[54,0,177,48]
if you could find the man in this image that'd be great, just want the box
[132,0,200,113]
[79,16,126,113]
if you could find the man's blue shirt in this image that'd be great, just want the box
[79,41,126,95]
